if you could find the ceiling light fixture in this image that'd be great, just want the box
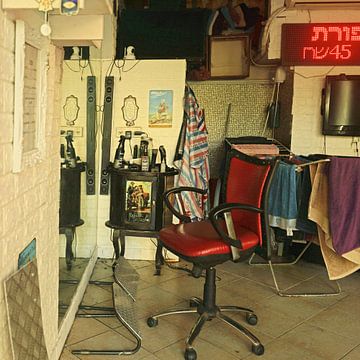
[61,0,79,15]
[37,0,54,37]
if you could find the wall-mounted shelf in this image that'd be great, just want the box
[2,0,113,48]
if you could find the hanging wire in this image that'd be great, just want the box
[122,59,141,72]
[294,66,335,79]
[64,60,81,73]
[261,83,277,136]
[105,59,116,77]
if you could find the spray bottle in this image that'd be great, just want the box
[65,133,77,168]
[113,135,126,169]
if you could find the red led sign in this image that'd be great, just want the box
[281,23,360,66]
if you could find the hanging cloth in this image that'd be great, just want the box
[174,87,210,221]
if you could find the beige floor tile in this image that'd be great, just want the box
[89,259,114,281]
[282,271,343,298]
[126,315,191,354]
[197,316,273,358]
[337,272,360,294]
[66,317,111,345]
[341,345,360,360]
[216,277,275,309]
[156,273,205,300]
[244,338,325,360]
[81,284,114,306]
[142,300,221,330]
[307,307,360,342]
[154,337,241,360]
[280,323,357,359]
[61,258,360,360]
[68,329,150,359]
[135,285,185,319]
[136,263,188,285]
[59,283,78,306]
[331,293,360,314]
[245,295,324,338]
[59,347,80,359]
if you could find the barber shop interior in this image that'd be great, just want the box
[1,0,360,359]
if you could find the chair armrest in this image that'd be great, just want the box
[209,203,263,248]
[163,186,208,223]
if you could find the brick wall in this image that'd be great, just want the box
[0,9,62,359]
[268,6,360,156]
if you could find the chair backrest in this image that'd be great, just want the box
[222,149,274,246]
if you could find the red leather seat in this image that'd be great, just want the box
[148,149,277,360]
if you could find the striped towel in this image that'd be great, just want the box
[175,88,210,221]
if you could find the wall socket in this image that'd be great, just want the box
[115,126,143,138]
[60,126,83,137]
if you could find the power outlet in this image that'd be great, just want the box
[115,126,143,138]
[60,126,83,137]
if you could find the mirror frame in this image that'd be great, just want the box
[13,20,49,173]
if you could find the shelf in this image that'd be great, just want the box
[2,0,113,48]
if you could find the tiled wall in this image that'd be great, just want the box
[268,7,360,156]
[0,11,61,359]
[189,80,274,177]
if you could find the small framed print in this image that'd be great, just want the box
[148,90,173,128]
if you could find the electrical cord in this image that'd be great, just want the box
[293,66,335,79]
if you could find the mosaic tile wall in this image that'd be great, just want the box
[189,80,274,177]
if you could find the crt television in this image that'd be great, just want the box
[321,74,360,136]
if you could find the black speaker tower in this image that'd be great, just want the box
[86,76,96,195]
[100,76,114,195]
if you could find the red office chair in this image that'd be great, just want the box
[147,149,278,360]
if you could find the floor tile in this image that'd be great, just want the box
[66,317,110,345]
[68,329,151,359]
[61,258,360,360]
[59,347,80,359]
[197,315,273,358]
[81,284,114,306]
[154,337,241,360]
[341,345,360,360]
[306,307,360,342]
[244,338,325,360]
[279,323,357,359]
[236,291,325,338]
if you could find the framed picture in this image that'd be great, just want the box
[125,179,153,224]
[148,90,173,128]
[209,35,250,79]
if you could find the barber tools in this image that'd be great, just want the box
[151,149,158,172]
[113,135,126,169]
[159,145,168,172]
[64,133,77,168]
[140,139,149,172]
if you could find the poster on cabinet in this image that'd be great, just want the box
[148,90,173,128]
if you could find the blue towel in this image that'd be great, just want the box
[268,161,298,234]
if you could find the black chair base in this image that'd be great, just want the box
[147,267,264,360]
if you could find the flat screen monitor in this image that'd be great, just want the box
[322,74,360,136]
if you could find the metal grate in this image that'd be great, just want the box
[113,259,139,300]
[112,283,141,338]
[4,260,49,360]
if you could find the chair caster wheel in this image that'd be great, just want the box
[252,344,264,356]
[184,347,197,360]
[147,317,158,327]
[246,313,258,326]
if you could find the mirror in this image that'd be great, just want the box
[58,53,101,325]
